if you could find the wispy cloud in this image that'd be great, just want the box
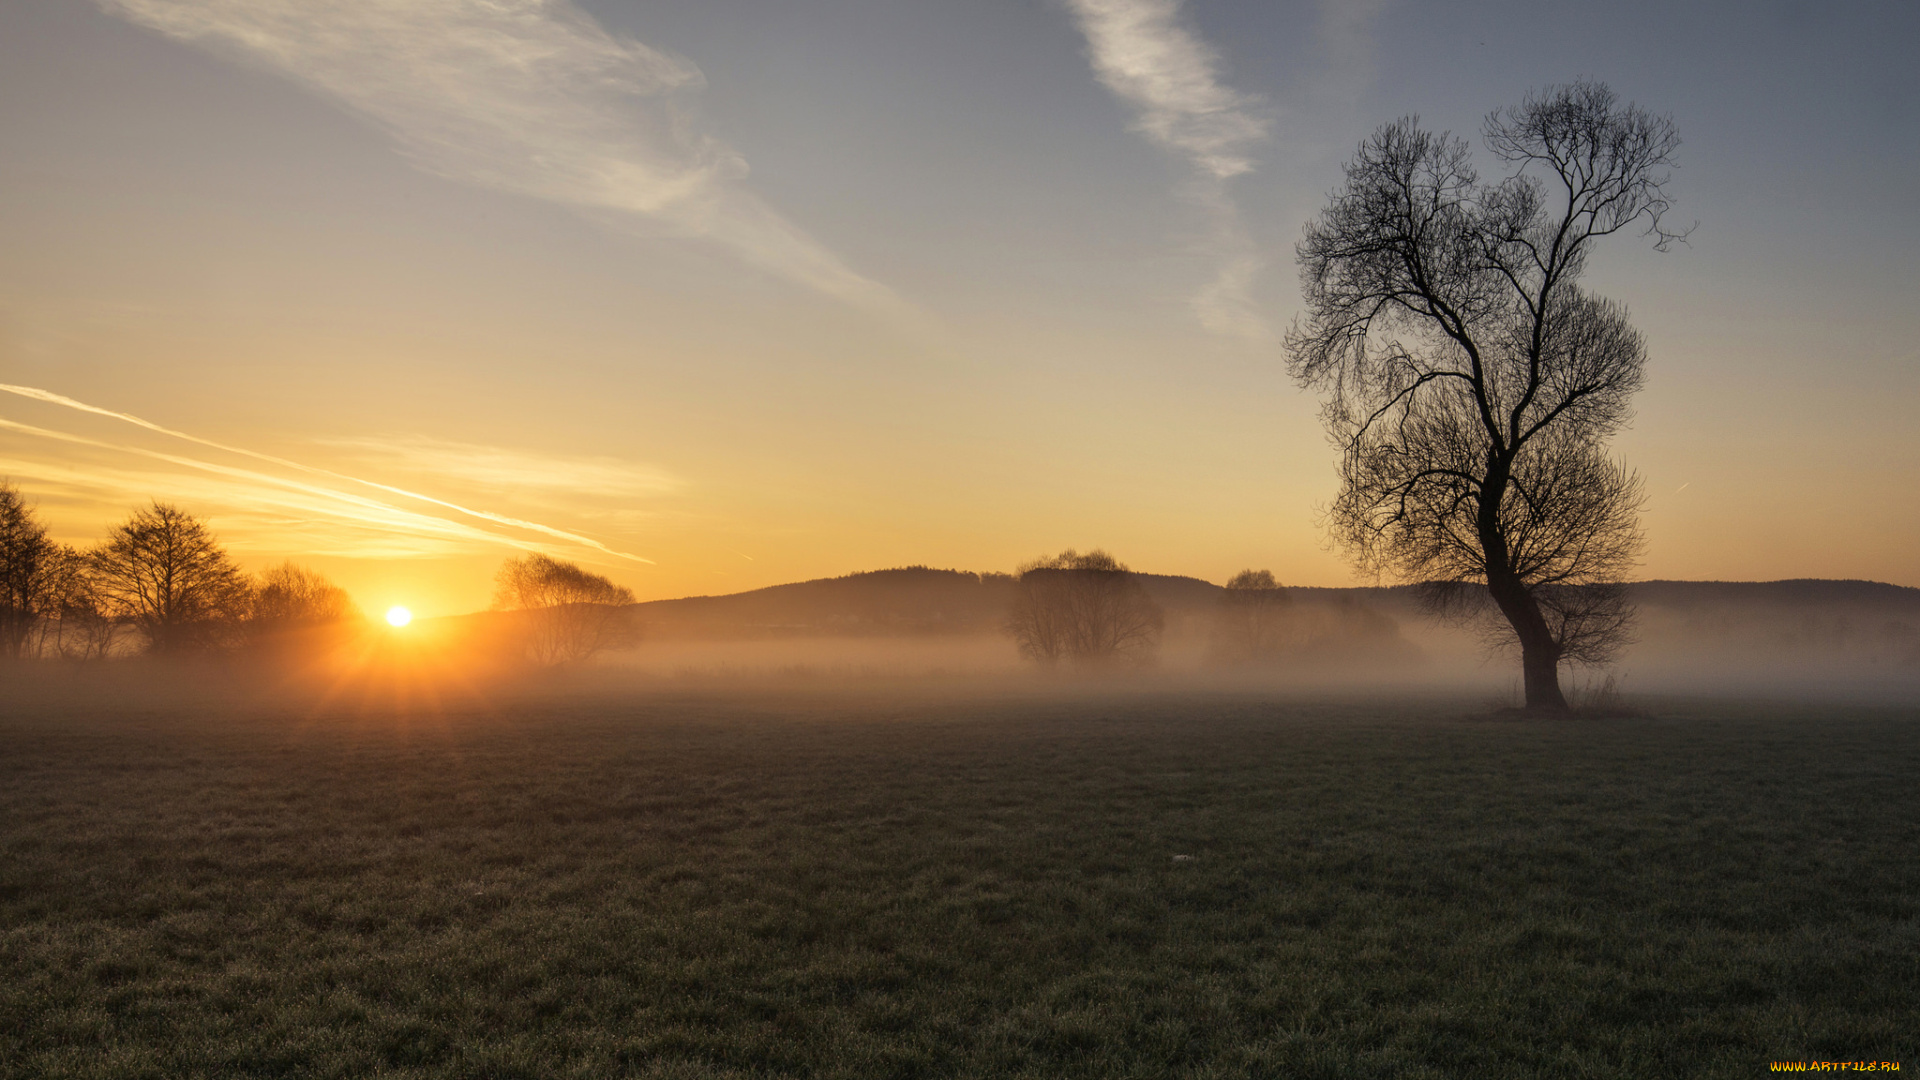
[1312,0,1389,105]
[0,383,653,564]
[0,418,555,558]
[96,0,899,312]
[1064,0,1267,180]
[1062,0,1271,338]
[321,435,680,503]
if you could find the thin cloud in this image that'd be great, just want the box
[1312,0,1388,105]
[1190,248,1268,341]
[97,0,900,312]
[1064,0,1268,179]
[1063,0,1272,338]
[0,383,652,564]
[0,418,556,558]
[322,435,680,503]
[0,460,491,560]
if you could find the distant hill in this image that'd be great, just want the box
[1624,579,1920,669]
[633,567,1011,638]
[630,566,1296,639]
[1630,579,1920,609]
[626,570,1919,664]
[416,570,1916,686]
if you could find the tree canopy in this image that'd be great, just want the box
[1006,549,1163,667]
[492,553,638,666]
[91,502,252,655]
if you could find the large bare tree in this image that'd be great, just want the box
[1286,82,1684,711]
[91,502,252,655]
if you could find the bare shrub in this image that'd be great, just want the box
[247,562,360,655]
[251,563,359,629]
[1210,569,1294,665]
[492,554,638,666]
[1006,549,1162,668]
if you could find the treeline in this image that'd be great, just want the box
[1005,550,1410,670]
[1,481,1402,672]
[0,482,644,668]
[0,485,356,660]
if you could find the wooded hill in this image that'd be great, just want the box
[626,568,1920,660]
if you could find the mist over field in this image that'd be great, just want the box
[346,569,1917,708]
[5,565,1916,1079]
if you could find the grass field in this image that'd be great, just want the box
[2,679,1915,1078]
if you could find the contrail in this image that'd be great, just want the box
[0,417,554,553]
[0,383,653,564]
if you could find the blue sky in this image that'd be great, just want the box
[1,0,1915,612]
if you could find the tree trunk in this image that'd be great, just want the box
[1481,575,1567,712]
[1519,630,1569,713]
[1479,458,1569,713]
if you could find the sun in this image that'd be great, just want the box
[385,606,413,628]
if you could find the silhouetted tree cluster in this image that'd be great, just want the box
[1006,549,1163,667]
[0,484,359,660]
[492,553,638,667]
[1286,81,1679,711]
[1207,569,1417,669]
[90,503,254,655]
[1210,569,1294,664]
[247,561,361,654]
[31,545,122,660]
[0,482,57,660]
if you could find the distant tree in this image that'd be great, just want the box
[1211,569,1294,664]
[0,481,57,660]
[246,562,359,654]
[1285,81,1678,711]
[91,503,252,655]
[33,545,120,660]
[251,562,358,629]
[1006,549,1163,667]
[491,553,637,666]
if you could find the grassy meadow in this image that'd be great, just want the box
[1,677,1915,1078]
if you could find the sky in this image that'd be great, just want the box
[1,0,1916,616]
